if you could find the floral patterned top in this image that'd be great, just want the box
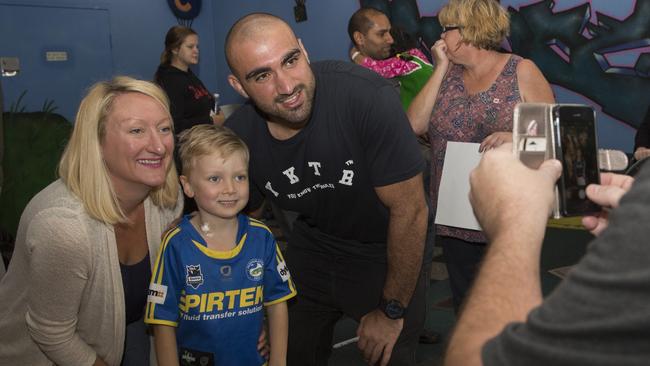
[360,48,434,110]
[360,48,431,78]
[428,54,522,243]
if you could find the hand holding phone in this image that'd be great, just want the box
[553,105,600,216]
[513,103,601,218]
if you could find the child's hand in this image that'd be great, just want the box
[258,325,270,360]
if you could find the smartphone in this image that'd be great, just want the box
[552,105,601,216]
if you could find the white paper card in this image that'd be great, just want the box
[434,141,482,231]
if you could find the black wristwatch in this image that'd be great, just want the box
[379,298,405,319]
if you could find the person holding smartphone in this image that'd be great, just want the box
[443,143,650,366]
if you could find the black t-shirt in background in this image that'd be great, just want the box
[155,64,214,134]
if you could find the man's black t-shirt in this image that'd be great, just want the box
[226,61,425,260]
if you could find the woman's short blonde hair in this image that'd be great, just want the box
[439,0,510,50]
[177,124,250,177]
[58,76,179,225]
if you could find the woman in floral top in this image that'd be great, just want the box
[407,0,555,311]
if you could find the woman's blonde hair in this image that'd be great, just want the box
[177,124,250,176]
[439,0,510,50]
[58,76,179,225]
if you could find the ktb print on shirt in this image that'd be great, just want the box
[264,160,355,199]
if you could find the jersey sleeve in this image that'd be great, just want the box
[262,235,297,306]
[145,227,183,327]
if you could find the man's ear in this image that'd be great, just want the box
[228,74,249,99]
[353,31,365,49]
[298,38,310,64]
[179,175,195,198]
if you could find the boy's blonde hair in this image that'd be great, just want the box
[58,76,179,225]
[177,124,250,176]
[438,0,510,50]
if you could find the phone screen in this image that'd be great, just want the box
[555,106,600,216]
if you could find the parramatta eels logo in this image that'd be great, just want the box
[186,264,204,289]
[246,259,264,281]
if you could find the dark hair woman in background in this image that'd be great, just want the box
[155,25,224,134]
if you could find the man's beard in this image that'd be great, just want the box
[257,76,316,127]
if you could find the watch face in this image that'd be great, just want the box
[383,299,405,319]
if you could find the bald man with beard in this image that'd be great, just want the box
[224,13,433,366]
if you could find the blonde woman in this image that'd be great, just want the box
[407,0,554,311]
[0,77,182,366]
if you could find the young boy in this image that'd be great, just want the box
[145,124,296,366]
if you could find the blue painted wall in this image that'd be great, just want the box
[0,0,644,152]
[210,0,645,153]
[0,0,220,121]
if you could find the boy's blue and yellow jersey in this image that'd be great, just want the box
[145,214,296,366]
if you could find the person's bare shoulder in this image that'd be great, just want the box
[516,58,554,103]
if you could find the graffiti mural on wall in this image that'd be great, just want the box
[360,0,650,129]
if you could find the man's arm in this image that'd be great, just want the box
[444,144,562,366]
[357,173,428,366]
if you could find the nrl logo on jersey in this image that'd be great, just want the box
[246,259,264,281]
[186,264,204,289]
[181,349,196,364]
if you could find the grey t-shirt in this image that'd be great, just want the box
[482,165,650,365]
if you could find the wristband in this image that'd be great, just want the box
[351,51,360,61]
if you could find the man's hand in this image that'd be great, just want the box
[357,309,403,366]
[469,143,562,242]
[479,132,512,152]
[581,172,634,236]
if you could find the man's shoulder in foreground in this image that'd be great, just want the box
[224,101,262,133]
